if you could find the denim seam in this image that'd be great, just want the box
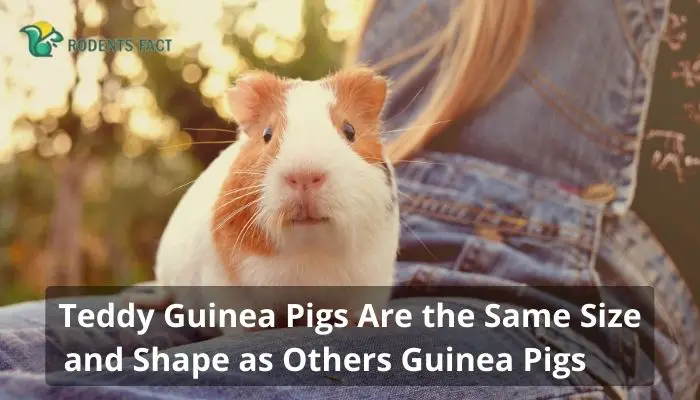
[612,0,652,80]
[401,196,596,273]
[640,0,661,33]
[609,257,686,363]
[578,207,601,273]
[518,0,667,216]
[403,162,602,209]
[601,228,700,397]
[400,197,590,251]
[451,163,614,208]
[585,206,606,289]
[518,70,637,156]
[606,227,693,336]
[613,0,662,214]
[602,230,698,385]
[397,153,605,272]
[452,235,589,276]
[621,0,671,216]
[519,67,638,145]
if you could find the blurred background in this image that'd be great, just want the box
[0,0,698,307]
[0,0,365,304]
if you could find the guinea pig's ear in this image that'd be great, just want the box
[226,71,285,129]
[326,67,389,120]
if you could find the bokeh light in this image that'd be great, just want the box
[0,0,370,297]
[0,0,369,164]
[0,0,76,162]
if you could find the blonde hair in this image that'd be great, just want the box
[346,0,537,162]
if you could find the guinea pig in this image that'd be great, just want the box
[128,67,400,334]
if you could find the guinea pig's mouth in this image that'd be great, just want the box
[279,199,331,226]
[288,216,330,226]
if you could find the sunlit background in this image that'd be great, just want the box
[0,0,368,304]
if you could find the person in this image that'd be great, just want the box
[0,0,697,399]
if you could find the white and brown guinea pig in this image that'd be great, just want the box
[137,67,400,330]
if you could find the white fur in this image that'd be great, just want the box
[152,79,400,330]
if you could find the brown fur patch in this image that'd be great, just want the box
[325,67,388,165]
[226,71,289,131]
[212,72,290,273]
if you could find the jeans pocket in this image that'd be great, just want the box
[452,233,595,286]
[397,153,608,287]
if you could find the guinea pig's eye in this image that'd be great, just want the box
[341,121,355,142]
[262,127,273,143]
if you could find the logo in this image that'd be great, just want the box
[19,21,171,58]
[20,21,64,57]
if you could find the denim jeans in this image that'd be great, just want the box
[393,153,697,398]
[360,0,698,396]
[0,0,698,399]
[0,292,670,400]
[0,161,695,399]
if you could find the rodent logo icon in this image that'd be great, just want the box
[20,21,64,57]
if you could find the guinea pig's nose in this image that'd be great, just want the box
[284,170,327,191]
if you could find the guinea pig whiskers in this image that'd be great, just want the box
[363,156,447,167]
[385,86,425,123]
[399,217,439,261]
[158,140,238,150]
[254,207,271,244]
[213,193,263,217]
[218,184,265,199]
[275,211,285,232]
[268,196,286,234]
[183,127,239,134]
[357,107,384,118]
[166,179,198,195]
[261,212,276,242]
[381,119,453,136]
[213,188,265,214]
[395,159,448,166]
[227,170,265,176]
[397,189,411,200]
[212,197,264,234]
[352,134,381,143]
[233,205,266,252]
[166,174,264,197]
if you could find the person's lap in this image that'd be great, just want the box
[0,150,690,399]
[0,294,665,400]
[0,162,685,400]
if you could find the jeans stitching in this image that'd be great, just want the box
[399,180,596,236]
[612,0,652,79]
[518,70,637,155]
[406,195,567,237]
[605,227,690,331]
[397,155,602,274]
[400,196,592,251]
[403,161,597,209]
[640,0,660,32]
[520,67,639,144]
[601,228,699,389]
